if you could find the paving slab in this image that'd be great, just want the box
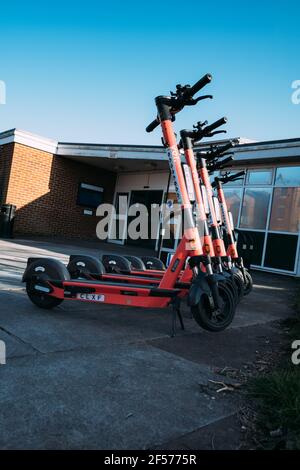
[0,345,236,450]
[0,238,298,449]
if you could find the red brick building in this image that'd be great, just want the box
[1,128,300,276]
[0,129,164,240]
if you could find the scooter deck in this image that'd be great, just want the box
[34,278,183,309]
[84,272,189,290]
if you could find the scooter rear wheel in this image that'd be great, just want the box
[191,283,235,332]
[26,279,63,309]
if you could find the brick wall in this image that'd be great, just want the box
[4,143,116,239]
[0,142,14,203]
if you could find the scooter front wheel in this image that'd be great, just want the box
[243,270,253,296]
[191,283,235,332]
[233,272,244,301]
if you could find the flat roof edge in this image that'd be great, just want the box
[1,128,300,160]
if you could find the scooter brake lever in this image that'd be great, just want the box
[206,130,227,137]
[193,94,213,104]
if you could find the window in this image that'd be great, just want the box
[275,166,300,187]
[247,169,273,185]
[236,230,266,266]
[269,187,300,233]
[223,188,242,226]
[240,188,271,230]
[264,233,298,271]
[77,183,104,208]
[209,171,219,184]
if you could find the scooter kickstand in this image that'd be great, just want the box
[170,298,185,338]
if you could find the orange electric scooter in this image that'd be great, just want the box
[193,135,253,295]
[23,74,237,333]
[179,121,244,302]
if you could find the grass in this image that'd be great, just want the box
[247,284,300,449]
[248,368,300,448]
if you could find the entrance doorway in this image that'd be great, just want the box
[127,190,163,249]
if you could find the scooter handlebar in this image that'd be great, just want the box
[226,170,245,181]
[146,73,213,133]
[187,73,212,97]
[215,156,234,169]
[146,117,160,133]
[217,140,235,154]
[203,117,227,134]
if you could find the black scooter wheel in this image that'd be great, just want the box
[26,280,63,309]
[191,283,235,332]
[233,272,244,301]
[243,270,253,296]
[222,278,239,306]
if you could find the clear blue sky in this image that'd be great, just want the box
[0,0,299,145]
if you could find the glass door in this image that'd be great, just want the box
[108,192,129,245]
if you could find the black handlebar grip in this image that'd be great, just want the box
[234,170,246,178]
[188,73,212,97]
[228,170,246,181]
[146,117,160,133]
[218,156,234,168]
[204,117,227,134]
[218,140,235,154]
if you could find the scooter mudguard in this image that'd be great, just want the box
[102,254,132,274]
[228,265,243,278]
[220,270,233,280]
[67,255,105,278]
[140,256,166,271]
[188,271,211,307]
[188,270,227,308]
[22,257,70,282]
[124,255,146,271]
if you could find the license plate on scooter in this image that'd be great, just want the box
[76,293,105,302]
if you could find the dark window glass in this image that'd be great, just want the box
[223,188,242,226]
[236,230,265,267]
[264,233,298,271]
[240,188,271,229]
[77,183,104,208]
[275,166,300,187]
[247,170,273,185]
[269,187,300,233]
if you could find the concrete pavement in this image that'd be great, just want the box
[0,238,297,449]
